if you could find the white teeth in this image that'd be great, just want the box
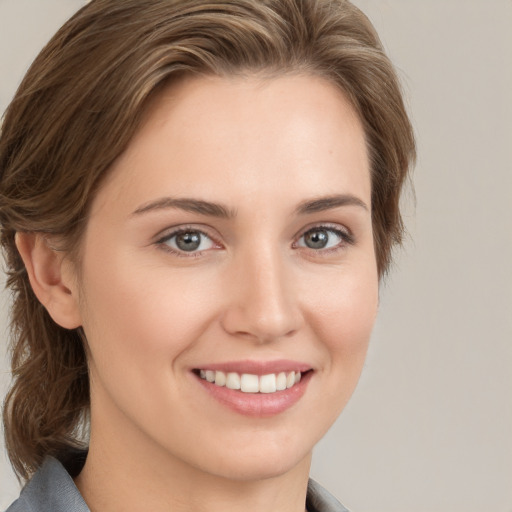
[259,373,277,393]
[215,371,226,386]
[226,372,241,390]
[276,372,287,391]
[241,373,260,393]
[198,369,305,393]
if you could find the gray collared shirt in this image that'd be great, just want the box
[5,456,349,512]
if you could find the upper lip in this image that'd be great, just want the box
[193,359,312,375]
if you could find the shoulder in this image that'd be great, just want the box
[4,456,89,512]
[307,479,351,512]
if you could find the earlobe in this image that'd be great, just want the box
[15,232,82,329]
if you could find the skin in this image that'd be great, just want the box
[18,74,378,512]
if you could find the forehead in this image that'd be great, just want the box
[92,73,370,216]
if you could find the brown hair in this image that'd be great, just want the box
[0,0,415,480]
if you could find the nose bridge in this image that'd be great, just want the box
[222,243,302,342]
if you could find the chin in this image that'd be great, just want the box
[188,431,314,482]
[205,452,311,482]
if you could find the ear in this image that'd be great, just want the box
[15,232,82,329]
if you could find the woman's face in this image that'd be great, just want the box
[75,74,378,480]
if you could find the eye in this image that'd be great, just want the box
[295,226,352,251]
[158,228,217,255]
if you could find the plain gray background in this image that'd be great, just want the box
[1,1,511,510]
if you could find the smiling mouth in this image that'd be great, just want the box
[193,369,309,394]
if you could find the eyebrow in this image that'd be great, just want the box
[295,194,369,215]
[132,193,368,219]
[132,197,235,218]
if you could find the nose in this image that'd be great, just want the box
[220,247,304,343]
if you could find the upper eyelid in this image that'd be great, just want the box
[293,222,353,240]
[155,224,219,243]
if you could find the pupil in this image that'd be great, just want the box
[176,232,201,251]
[305,230,328,249]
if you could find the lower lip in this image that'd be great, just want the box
[194,371,312,417]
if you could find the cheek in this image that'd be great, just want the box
[302,259,378,417]
[78,249,219,371]
[77,257,219,431]
[305,264,378,352]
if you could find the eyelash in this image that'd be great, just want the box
[156,226,219,258]
[293,225,355,255]
[156,224,355,258]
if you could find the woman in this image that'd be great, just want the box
[0,0,415,511]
